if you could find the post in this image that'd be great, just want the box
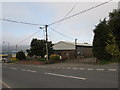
[45,25,49,61]
[75,39,77,58]
[7,42,10,60]
[16,45,17,53]
[8,42,9,54]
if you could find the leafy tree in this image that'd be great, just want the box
[93,9,120,60]
[93,19,111,59]
[27,38,53,58]
[16,51,26,60]
[105,32,120,57]
[108,9,120,50]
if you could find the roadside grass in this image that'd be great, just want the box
[99,58,120,65]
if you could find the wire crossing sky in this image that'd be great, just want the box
[2,1,118,47]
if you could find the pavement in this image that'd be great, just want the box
[2,62,118,88]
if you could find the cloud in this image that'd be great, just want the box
[2,2,118,46]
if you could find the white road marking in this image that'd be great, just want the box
[67,67,71,69]
[0,80,11,88]
[26,70,36,72]
[29,70,37,72]
[21,69,27,71]
[27,70,31,71]
[79,68,85,70]
[87,68,93,70]
[96,69,104,71]
[108,69,117,71]
[73,68,78,69]
[45,72,86,80]
[9,67,17,70]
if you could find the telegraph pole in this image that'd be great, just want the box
[45,25,49,61]
[16,45,17,53]
[75,39,77,58]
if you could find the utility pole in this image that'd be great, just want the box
[16,45,17,53]
[45,25,49,61]
[75,39,77,58]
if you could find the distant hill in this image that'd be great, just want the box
[2,45,30,54]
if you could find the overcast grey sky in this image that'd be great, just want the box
[1,0,119,48]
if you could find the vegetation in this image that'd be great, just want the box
[93,9,120,62]
[26,38,53,58]
[16,51,26,60]
[50,55,60,60]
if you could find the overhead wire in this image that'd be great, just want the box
[1,19,44,26]
[50,1,79,40]
[16,30,41,45]
[48,0,113,26]
[1,0,113,50]
[49,27,74,40]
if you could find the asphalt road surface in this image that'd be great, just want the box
[2,62,118,88]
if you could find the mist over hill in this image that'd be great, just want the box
[1,45,30,54]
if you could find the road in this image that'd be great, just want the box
[2,62,118,88]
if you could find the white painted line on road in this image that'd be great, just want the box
[45,72,86,80]
[67,67,71,69]
[29,70,37,73]
[0,80,11,88]
[108,69,117,71]
[73,68,78,70]
[27,70,32,71]
[87,68,93,70]
[21,69,27,71]
[96,69,104,71]
[26,70,36,72]
[79,68,85,70]
[9,67,17,70]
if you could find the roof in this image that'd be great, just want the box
[54,41,92,46]
[53,41,92,50]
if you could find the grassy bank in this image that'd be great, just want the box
[99,58,120,65]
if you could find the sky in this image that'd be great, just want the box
[1,0,119,49]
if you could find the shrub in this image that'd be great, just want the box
[16,51,26,60]
[50,55,60,60]
[37,58,46,61]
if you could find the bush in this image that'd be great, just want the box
[37,58,46,61]
[16,51,26,60]
[50,55,60,60]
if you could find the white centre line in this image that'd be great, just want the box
[21,69,27,71]
[73,68,78,70]
[87,68,93,70]
[96,69,104,71]
[108,69,117,71]
[26,70,37,72]
[9,67,17,70]
[29,70,37,72]
[45,72,86,80]
[79,68,85,70]
[67,67,71,69]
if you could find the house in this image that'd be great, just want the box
[53,41,93,60]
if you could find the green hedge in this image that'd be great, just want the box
[50,55,60,60]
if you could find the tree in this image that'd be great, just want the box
[93,9,120,60]
[93,19,111,59]
[27,38,53,58]
[108,9,120,50]
[105,32,120,57]
[16,51,26,60]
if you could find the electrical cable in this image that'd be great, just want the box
[48,0,113,26]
